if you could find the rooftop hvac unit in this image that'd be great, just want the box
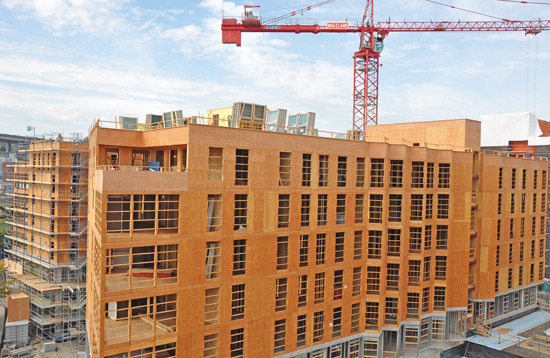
[162,110,184,128]
[186,116,199,124]
[346,130,362,141]
[288,112,315,135]
[232,102,267,130]
[146,114,163,129]
[119,116,138,130]
[266,109,287,132]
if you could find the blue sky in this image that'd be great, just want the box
[1,0,549,136]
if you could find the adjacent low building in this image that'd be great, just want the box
[86,115,547,358]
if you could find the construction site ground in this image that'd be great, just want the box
[28,341,82,358]
[502,317,550,357]
[461,308,550,357]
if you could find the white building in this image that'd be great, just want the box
[480,112,550,148]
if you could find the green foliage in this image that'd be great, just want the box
[0,261,13,299]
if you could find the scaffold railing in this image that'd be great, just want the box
[4,133,88,350]
[65,132,88,351]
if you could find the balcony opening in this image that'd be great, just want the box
[105,244,178,292]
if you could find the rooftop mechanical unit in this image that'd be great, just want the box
[232,102,267,130]
[287,112,315,135]
[266,109,287,132]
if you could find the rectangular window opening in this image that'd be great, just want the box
[279,152,291,186]
[235,149,249,185]
[337,156,347,187]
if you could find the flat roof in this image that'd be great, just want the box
[9,273,62,293]
[90,117,480,152]
[467,310,550,356]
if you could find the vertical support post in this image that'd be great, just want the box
[353,0,380,138]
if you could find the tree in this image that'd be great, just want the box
[0,261,14,300]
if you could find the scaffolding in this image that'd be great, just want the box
[4,133,88,350]
[66,132,88,350]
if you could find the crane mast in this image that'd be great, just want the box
[221,1,550,136]
[354,0,378,134]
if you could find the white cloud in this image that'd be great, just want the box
[0,25,13,35]
[1,0,130,35]
[152,4,353,123]
[476,32,530,42]
[0,53,235,136]
[0,55,222,99]
[401,41,421,50]
[199,0,242,16]
[1,0,549,135]
[128,7,187,23]
[381,82,471,123]
[158,25,204,55]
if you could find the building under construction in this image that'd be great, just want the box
[480,112,550,279]
[4,134,88,348]
[86,109,547,358]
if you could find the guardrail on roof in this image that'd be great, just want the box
[482,150,548,161]
[89,117,475,152]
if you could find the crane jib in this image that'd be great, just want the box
[221,0,550,132]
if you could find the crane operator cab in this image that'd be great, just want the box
[360,36,384,53]
[375,36,384,53]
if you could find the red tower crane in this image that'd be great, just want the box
[221,1,550,136]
